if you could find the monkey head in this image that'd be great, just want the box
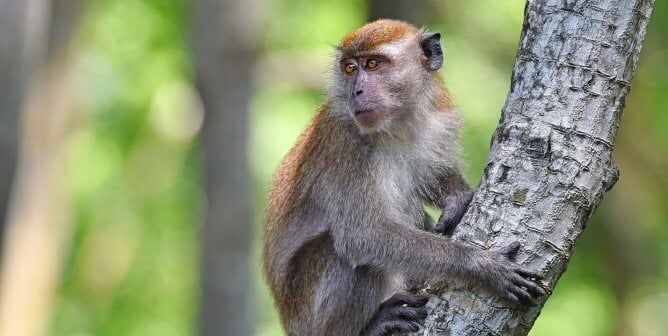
[330,19,445,134]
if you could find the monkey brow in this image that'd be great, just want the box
[339,49,389,61]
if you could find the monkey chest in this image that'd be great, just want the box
[371,156,438,226]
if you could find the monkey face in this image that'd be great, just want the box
[337,43,429,135]
[331,20,446,135]
[340,55,399,131]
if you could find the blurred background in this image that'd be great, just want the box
[0,0,665,335]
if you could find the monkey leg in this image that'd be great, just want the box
[309,261,388,336]
[361,292,429,336]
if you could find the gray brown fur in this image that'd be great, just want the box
[263,20,545,336]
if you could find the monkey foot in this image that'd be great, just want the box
[362,292,429,336]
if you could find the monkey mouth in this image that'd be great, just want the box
[354,109,374,116]
[353,107,389,128]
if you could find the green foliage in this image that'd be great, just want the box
[51,1,199,335]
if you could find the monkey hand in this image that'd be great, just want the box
[433,191,473,237]
[433,211,461,237]
[478,242,548,306]
[361,292,429,336]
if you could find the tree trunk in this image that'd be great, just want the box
[0,0,82,335]
[193,1,263,335]
[368,0,432,24]
[0,0,49,257]
[407,0,656,335]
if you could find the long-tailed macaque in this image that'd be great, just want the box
[263,19,545,336]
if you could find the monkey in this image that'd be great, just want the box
[262,19,546,336]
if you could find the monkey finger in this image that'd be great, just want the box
[367,302,427,336]
[386,321,422,334]
[509,285,537,307]
[515,267,544,281]
[385,292,429,308]
[371,319,422,336]
[511,274,547,297]
[540,282,553,295]
[389,306,428,321]
[397,293,429,307]
[504,292,521,306]
[433,217,457,237]
[496,242,521,259]
[413,295,430,307]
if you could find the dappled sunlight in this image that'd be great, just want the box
[149,81,204,144]
[65,130,123,196]
[626,285,668,336]
[530,283,616,336]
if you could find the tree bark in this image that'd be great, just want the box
[193,0,264,335]
[407,0,656,335]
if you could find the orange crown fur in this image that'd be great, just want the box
[340,19,419,52]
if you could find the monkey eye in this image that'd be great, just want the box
[343,62,357,75]
[366,59,380,70]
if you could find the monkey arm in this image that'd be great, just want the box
[330,216,545,305]
[424,170,474,235]
[331,216,482,282]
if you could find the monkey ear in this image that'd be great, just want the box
[420,32,444,71]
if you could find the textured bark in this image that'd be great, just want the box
[406,0,656,335]
[193,0,264,335]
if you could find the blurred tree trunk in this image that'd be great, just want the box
[0,0,81,335]
[0,0,47,257]
[368,0,432,24]
[402,0,656,335]
[193,1,263,335]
